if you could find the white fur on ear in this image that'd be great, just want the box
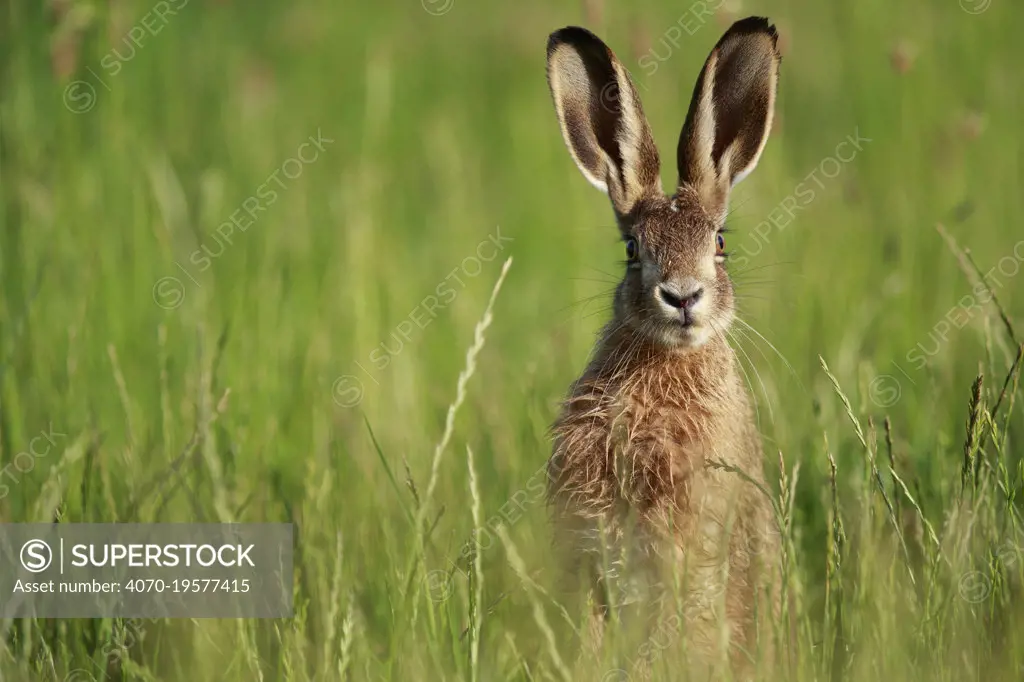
[547,46,613,194]
[684,50,720,205]
[610,60,664,200]
[546,27,662,216]
[675,17,781,217]
[719,62,777,187]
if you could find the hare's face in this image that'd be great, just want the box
[617,190,733,350]
[546,18,779,352]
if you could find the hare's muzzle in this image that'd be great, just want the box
[656,281,705,328]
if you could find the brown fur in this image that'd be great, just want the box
[544,17,783,677]
[549,323,779,672]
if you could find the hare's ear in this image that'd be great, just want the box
[547,27,662,217]
[676,17,780,221]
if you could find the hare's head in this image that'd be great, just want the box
[547,18,780,351]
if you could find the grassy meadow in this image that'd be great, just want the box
[1,0,1023,679]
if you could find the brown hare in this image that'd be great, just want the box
[544,16,783,677]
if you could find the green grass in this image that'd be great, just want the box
[1,0,1023,679]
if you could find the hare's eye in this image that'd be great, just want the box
[625,237,639,261]
[715,232,726,257]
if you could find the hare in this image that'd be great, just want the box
[544,16,783,677]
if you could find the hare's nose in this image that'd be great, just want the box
[658,283,703,310]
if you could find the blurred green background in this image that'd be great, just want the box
[1,0,1022,680]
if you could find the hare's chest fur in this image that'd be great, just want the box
[549,346,757,555]
[606,372,750,537]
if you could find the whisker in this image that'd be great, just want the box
[733,316,804,391]
[709,317,762,428]
[730,276,779,286]
[728,260,795,276]
[730,324,774,370]
[560,290,618,318]
[726,325,775,425]
[568,277,620,285]
[583,266,623,280]
[582,307,615,321]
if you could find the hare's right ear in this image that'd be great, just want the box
[676,17,780,222]
[546,27,662,217]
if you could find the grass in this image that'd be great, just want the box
[1,0,1023,679]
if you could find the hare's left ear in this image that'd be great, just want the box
[676,17,780,222]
